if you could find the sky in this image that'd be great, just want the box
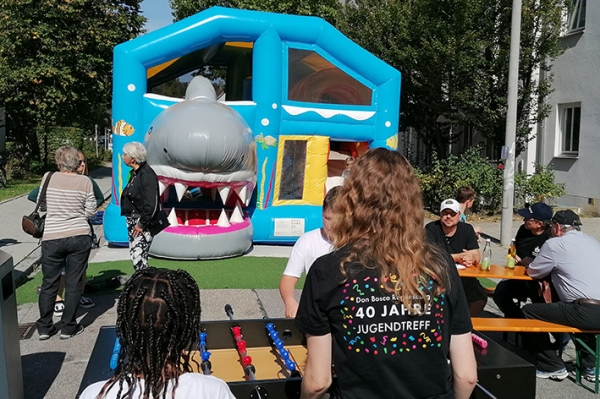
[141,0,174,33]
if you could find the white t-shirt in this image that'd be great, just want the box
[79,373,236,399]
[283,228,333,278]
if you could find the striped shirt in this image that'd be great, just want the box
[37,172,97,241]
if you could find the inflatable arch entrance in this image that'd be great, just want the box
[105,7,401,259]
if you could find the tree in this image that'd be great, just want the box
[151,78,190,98]
[337,0,567,157]
[170,0,339,28]
[0,0,146,163]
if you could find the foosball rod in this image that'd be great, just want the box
[265,323,298,375]
[224,304,257,381]
[199,331,212,375]
[225,304,234,321]
[476,383,498,399]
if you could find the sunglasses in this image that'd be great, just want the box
[78,159,86,165]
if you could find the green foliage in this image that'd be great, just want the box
[38,127,86,166]
[415,147,504,213]
[417,150,566,214]
[337,0,567,156]
[514,163,566,206]
[0,0,145,160]
[151,78,189,98]
[170,0,339,24]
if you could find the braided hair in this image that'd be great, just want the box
[95,268,201,399]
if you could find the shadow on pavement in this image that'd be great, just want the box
[22,351,66,399]
[0,238,19,248]
[78,293,120,328]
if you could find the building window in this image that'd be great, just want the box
[568,0,586,32]
[558,104,581,155]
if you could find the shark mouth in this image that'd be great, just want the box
[153,165,256,236]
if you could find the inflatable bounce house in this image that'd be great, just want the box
[104,6,401,259]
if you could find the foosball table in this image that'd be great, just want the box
[78,316,312,399]
[77,314,535,398]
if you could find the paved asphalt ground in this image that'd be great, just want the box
[2,165,599,398]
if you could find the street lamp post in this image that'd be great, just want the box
[500,0,523,246]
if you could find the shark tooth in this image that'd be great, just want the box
[216,208,230,227]
[174,182,188,202]
[230,202,244,223]
[234,186,248,206]
[218,186,231,205]
[167,208,179,226]
[210,188,217,202]
[158,181,168,196]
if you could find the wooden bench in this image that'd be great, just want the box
[473,317,600,394]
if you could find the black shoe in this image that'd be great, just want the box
[60,324,85,340]
[39,326,58,341]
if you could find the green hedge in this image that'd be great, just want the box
[5,126,111,179]
[416,148,565,214]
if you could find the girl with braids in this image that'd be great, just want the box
[80,268,235,399]
[295,148,477,399]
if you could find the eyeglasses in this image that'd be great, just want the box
[78,159,86,165]
[441,211,458,217]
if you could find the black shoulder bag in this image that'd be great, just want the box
[22,172,54,238]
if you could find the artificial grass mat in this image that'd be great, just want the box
[16,256,297,306]
[16,257,498,306]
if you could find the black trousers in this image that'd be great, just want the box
[522,301,600,371]
[36,235,92,335]
[493,279,543,318]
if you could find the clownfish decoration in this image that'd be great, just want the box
[113,120,135,136]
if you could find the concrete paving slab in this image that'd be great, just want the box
[200,289,265,321]
[255,289,302,319]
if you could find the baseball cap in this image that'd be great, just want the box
[440,199,461,214]
[517,203,552,221]
[552,209,582,226]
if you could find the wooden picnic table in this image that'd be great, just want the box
[458,264,533,280]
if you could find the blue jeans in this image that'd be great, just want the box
[36,235,92,335]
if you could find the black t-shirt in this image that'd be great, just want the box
[514,225,551,260]
[295,249,472,399]
[425,220,479,254]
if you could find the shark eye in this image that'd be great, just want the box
[163,148,168,154]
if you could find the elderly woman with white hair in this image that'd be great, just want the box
[120,142,169,271]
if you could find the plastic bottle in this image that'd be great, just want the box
[481,239,492,271]
[506,238,516,269]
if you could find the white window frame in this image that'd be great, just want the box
[568,0,586,33]
[557,103,581,156]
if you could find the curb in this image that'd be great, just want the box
[13,246,43,288]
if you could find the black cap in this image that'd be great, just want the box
[552,210,582,226]
[517,203,553,221]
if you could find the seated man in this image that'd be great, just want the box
[522,210,600,381]
[493,202,552,318]
[279,187,339,318]
[425,198,485,316]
